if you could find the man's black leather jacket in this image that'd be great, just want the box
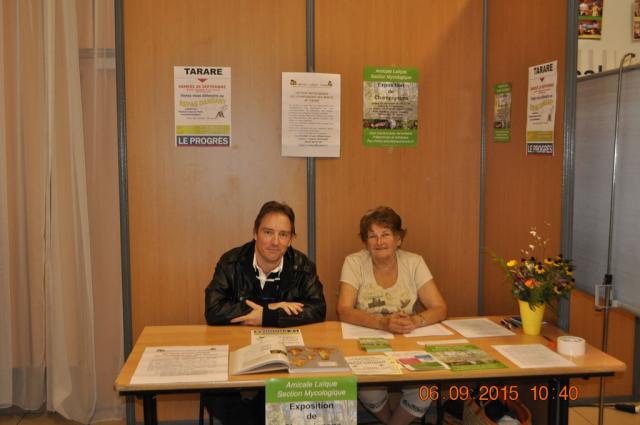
[204,241,326,327]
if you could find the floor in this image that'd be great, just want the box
[569,406,640,425]
[1,406,640,425]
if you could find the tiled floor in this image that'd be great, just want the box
[1,406,640,424]
[570,406,640,425]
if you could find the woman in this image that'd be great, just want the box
[337,206,447,425]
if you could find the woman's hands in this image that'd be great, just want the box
[385,312,418,334]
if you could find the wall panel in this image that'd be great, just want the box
[484,0,567,316]
[569,290,635,398]
[315,0,483,319]
[124,0,307,419]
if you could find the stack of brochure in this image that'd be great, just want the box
[359,337,392,352]
[425,344,506,372]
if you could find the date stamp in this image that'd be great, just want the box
[418,384,580,401]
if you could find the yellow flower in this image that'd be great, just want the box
[506,259,518,268]
[543,257,554,266]
[534,264,545,274]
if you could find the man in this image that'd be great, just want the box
[203,201,326,425]
[205,200,326,326]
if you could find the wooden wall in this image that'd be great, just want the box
[316,0,483,320]
[124,0,308,418]
[124,0,308,336]
[483,0,568,316]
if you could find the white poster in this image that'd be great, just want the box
[174,66,231,147]
[282,72,341,157]
[130,345,228,384]
[526,60,558,155]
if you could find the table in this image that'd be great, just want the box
[115,319,625,425]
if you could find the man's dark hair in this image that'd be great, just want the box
[253,201,296,236]
[359,206,406,242]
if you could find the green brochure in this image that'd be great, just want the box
[425,344,507,372]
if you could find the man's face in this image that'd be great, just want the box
[254,212,293,271]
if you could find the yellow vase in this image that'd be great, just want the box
[518,300,545,336]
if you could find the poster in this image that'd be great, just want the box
[281,72,341,157]
[266,376,357,425]
[526,60,558,156]
[174,66,231,147]
[363,66,418,147]
[578,0,604,40]
[493,83,512,142]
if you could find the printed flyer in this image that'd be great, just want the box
[493,83,512,142]
[174,66,231,147]
[282,72,341,157]
[363,66,418,147]
[266,376,357,425]
[526,60,558,155]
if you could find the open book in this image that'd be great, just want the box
[230,341,350,375]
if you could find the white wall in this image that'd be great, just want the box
[578,0,640,75]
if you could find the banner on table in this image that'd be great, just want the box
[266,376,357,425]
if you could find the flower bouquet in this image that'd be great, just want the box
[493,226,575,335]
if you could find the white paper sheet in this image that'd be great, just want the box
[415,338,470,346]
[340,322,394,339]
[492,344,576,368]
[442,318,515,338]
[130,345,228,384]
[281,72,341,157]
[251,328,304,346]
[403,323,454,338]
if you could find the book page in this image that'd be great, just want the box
[287,346,350,374]
[492,344,576,368]
[130,345,228,384]
[230,341,288,375]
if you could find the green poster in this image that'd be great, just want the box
[363,66,419,147]
[493,83,512,142]
[266,376,357,425]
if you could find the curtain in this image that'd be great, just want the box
[0,1,123,422]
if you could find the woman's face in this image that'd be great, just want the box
[365,223,401,262]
